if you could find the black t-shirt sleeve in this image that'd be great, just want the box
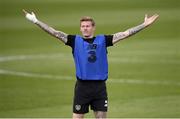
[105,35,113,47]
[66,35,113,48]
[66,35,75,48]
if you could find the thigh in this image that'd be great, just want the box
[94,111,107,118]
[73,113,84,119]
[91,82,108,112]
[73,81,91,114]
[91,96,108,112]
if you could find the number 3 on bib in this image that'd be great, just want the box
[88,51,97,63]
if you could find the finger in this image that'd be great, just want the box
[154,14,159,17]
[153,14,159,18]
[154,15,159,21]
[31,12,35,16]
[144,14,148,21]
[155,14,159,19]
[152,14,159,20]
[145,14,148,18]
[22,9,28,15]
[150,14,159,23]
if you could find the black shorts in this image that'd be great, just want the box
[73,80,108,114]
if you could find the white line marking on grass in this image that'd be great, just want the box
[0,54,180,86]
[109,78,180,86]
[0,69,72,80]
[0,69,180,86]
[0,53,179,64]
[0,54,71,62]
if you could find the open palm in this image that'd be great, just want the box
[144,14,159,27]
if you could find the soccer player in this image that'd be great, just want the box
[23,9,159,119]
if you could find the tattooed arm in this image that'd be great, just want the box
[112,14,159,44]
[35,21,68,43]
[23,9,67,43]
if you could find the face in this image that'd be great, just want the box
[80,21,95,38]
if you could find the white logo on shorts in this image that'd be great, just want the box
[75,105,81,111]
[104,100,108,107]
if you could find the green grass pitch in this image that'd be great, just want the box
[0,0,180,118]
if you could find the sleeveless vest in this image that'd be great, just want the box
[73,35,108,80]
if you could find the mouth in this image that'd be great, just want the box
[84,35,90,37]
[83,31,89,34]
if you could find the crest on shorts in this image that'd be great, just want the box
[75,105,81,111]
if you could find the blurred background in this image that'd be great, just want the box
[0,0,180,118]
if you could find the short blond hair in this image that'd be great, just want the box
[80,16,95,26]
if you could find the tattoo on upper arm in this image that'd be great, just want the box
[113,32,128,44]
[36,21,68,43]
[113,32,126,40]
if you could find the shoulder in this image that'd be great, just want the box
[96,34,113,47]
[67,35,76,40]
[65,35,76,47]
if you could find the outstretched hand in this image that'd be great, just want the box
[23,9,38,23]
[143,14,159,27]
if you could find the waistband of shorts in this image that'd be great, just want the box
[76,76,106,83]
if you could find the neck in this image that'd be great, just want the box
[83,35,94,39]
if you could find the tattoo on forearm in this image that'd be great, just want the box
[113,23,145,44]
[54,31,68,42]
[128,24,145,36]
[35,21,67,43]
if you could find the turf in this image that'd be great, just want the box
[0,0,180,118]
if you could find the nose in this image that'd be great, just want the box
[84,26,88,30]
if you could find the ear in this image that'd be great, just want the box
[80,27,82,32]
[93,26,96,31]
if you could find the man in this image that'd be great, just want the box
[23,9,159,119]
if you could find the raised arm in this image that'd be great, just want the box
[112,14,159,44]
[23,9,68,43]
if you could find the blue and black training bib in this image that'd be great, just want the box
[73,35,108,80]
